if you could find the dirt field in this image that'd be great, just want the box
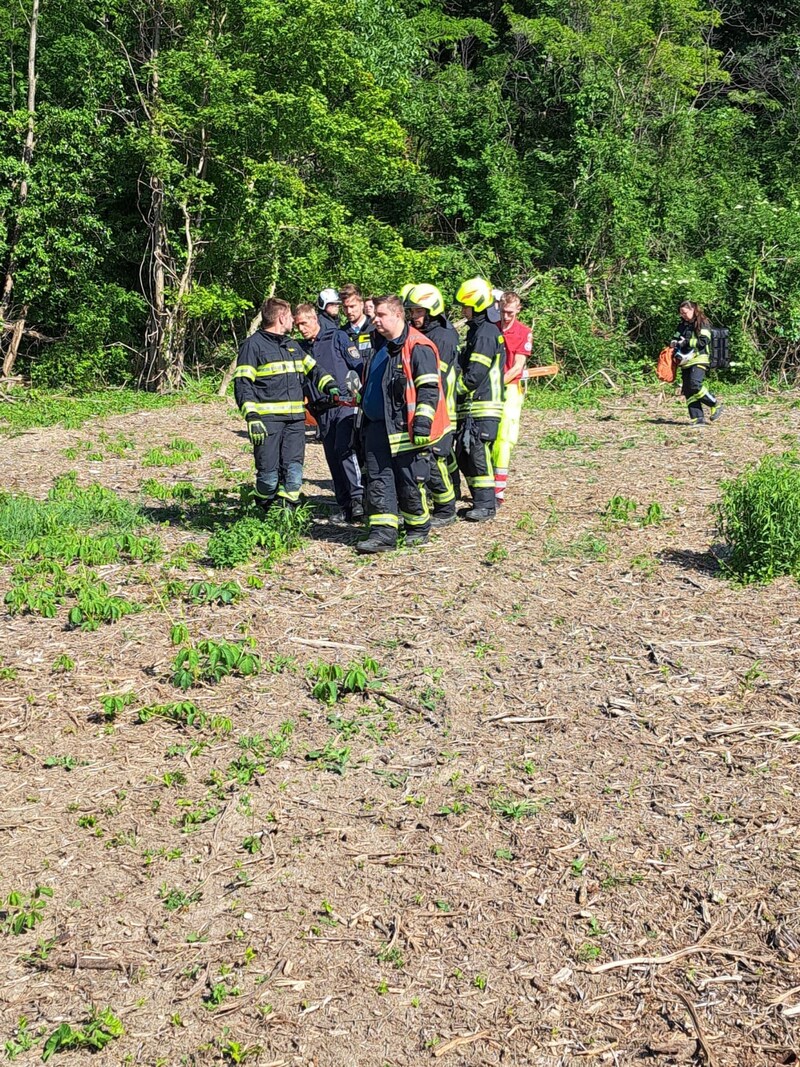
[1,390,799,1067]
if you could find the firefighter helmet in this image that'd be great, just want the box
[317,287,340,310]
[456,276,493,313]
[404,283,445,318]
[399,284,415,301]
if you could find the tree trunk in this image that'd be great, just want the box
[0,0,39,378]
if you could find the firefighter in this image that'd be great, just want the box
[339,283,377,372]
[234,297,339,510]
[454,276,506,522]
[317,288,341,335]
[492,291,533,503]
[671,300,723,425]
[294,303,364,523]
[356,295,450,554]
[403,284,459,527]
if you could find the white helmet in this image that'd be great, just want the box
[317,287,340,310]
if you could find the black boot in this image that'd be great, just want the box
[463,507,496,522]
[356,531,397,555]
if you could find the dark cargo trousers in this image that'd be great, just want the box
[252,418,305,505]
[320,414,363,509]
[428,432,456,518]
[363,417,431,545]
[456,416,499,513]
[681,366,716,422]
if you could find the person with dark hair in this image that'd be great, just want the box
[295,303,364,523]
[671,301,723,425]
[234,298,339,511]
[356,295,451,554]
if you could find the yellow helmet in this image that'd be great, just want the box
[405,283,444,318]
[456,276,493,313]
[399,283,415,300]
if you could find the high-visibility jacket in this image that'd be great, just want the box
[457,310,506,420]
[364,324,450,455]
[672,319,711,369]
[422,315,459,426]
[233,329,335,421]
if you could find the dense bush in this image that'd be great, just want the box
[715,453,800,583]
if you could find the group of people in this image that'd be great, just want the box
[233,279,534,553]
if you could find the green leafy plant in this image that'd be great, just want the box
[602,495,638,523]
[4,1016,36,1060]
[137,700,231,734]
[1,885,53,935]
[206,505,311,569]
[305,740,351,775]
[185,579,243,606]
[171,638,260,689]
[307,656,381,705]
[539,429,580,450]
[639,501,664,526]
[159,884,202,911]
[142,438,202,467]
[490,795,549,820]
[41,1008,123,1061]
[98,691,136,722]
[715,452,800,583]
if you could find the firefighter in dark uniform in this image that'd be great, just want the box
[295,302,365,523]
[234,297,339,510]
[357,295,451,554]
[339,283,377,373]
[403,284,459,528]
[455,277,506,522]
[671,300,723,425]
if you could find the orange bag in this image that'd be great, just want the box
[656,346,677,383]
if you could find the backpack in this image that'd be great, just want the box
[709,327,731,371]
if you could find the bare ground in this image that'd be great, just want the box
[0,390,799,1067]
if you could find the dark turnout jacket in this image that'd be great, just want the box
[234,329,334,421]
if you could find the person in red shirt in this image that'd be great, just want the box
[492,291,532,503]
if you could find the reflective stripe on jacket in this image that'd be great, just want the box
[233,329,334,420]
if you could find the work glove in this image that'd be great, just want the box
[324,383,340,400]
[413,416,432,445]
[247,418,267,446]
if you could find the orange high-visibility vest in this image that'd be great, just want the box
[401,326,451,447]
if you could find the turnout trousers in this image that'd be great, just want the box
[320,414,363,509]
[252,418,305,505]
[456,416,500,513]
[491,381,524,501]
[363,417,431,545]
[681,366,716,422]
[428,432,456,518]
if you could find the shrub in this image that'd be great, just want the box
[715,452,800,583]
[207,505,311,569]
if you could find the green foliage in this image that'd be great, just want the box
[41,1009,123,1062]
[4,1016,36,1060]
[137,700,231,734]
[307,656,381,705]
[602,495,638,523]
[539,430,580,451]
[206,506,311,569]
[1,885,53,935]
[305,740,351,775]
[186,580,243,606]
[142,438,202,467]
[715,452,800,583]
[171,638,260,689]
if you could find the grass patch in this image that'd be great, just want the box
[539,429,580,450]
[142,437,202,467]
[0,381,217,434]
[715,451,800,583]
[543,531,608,562]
